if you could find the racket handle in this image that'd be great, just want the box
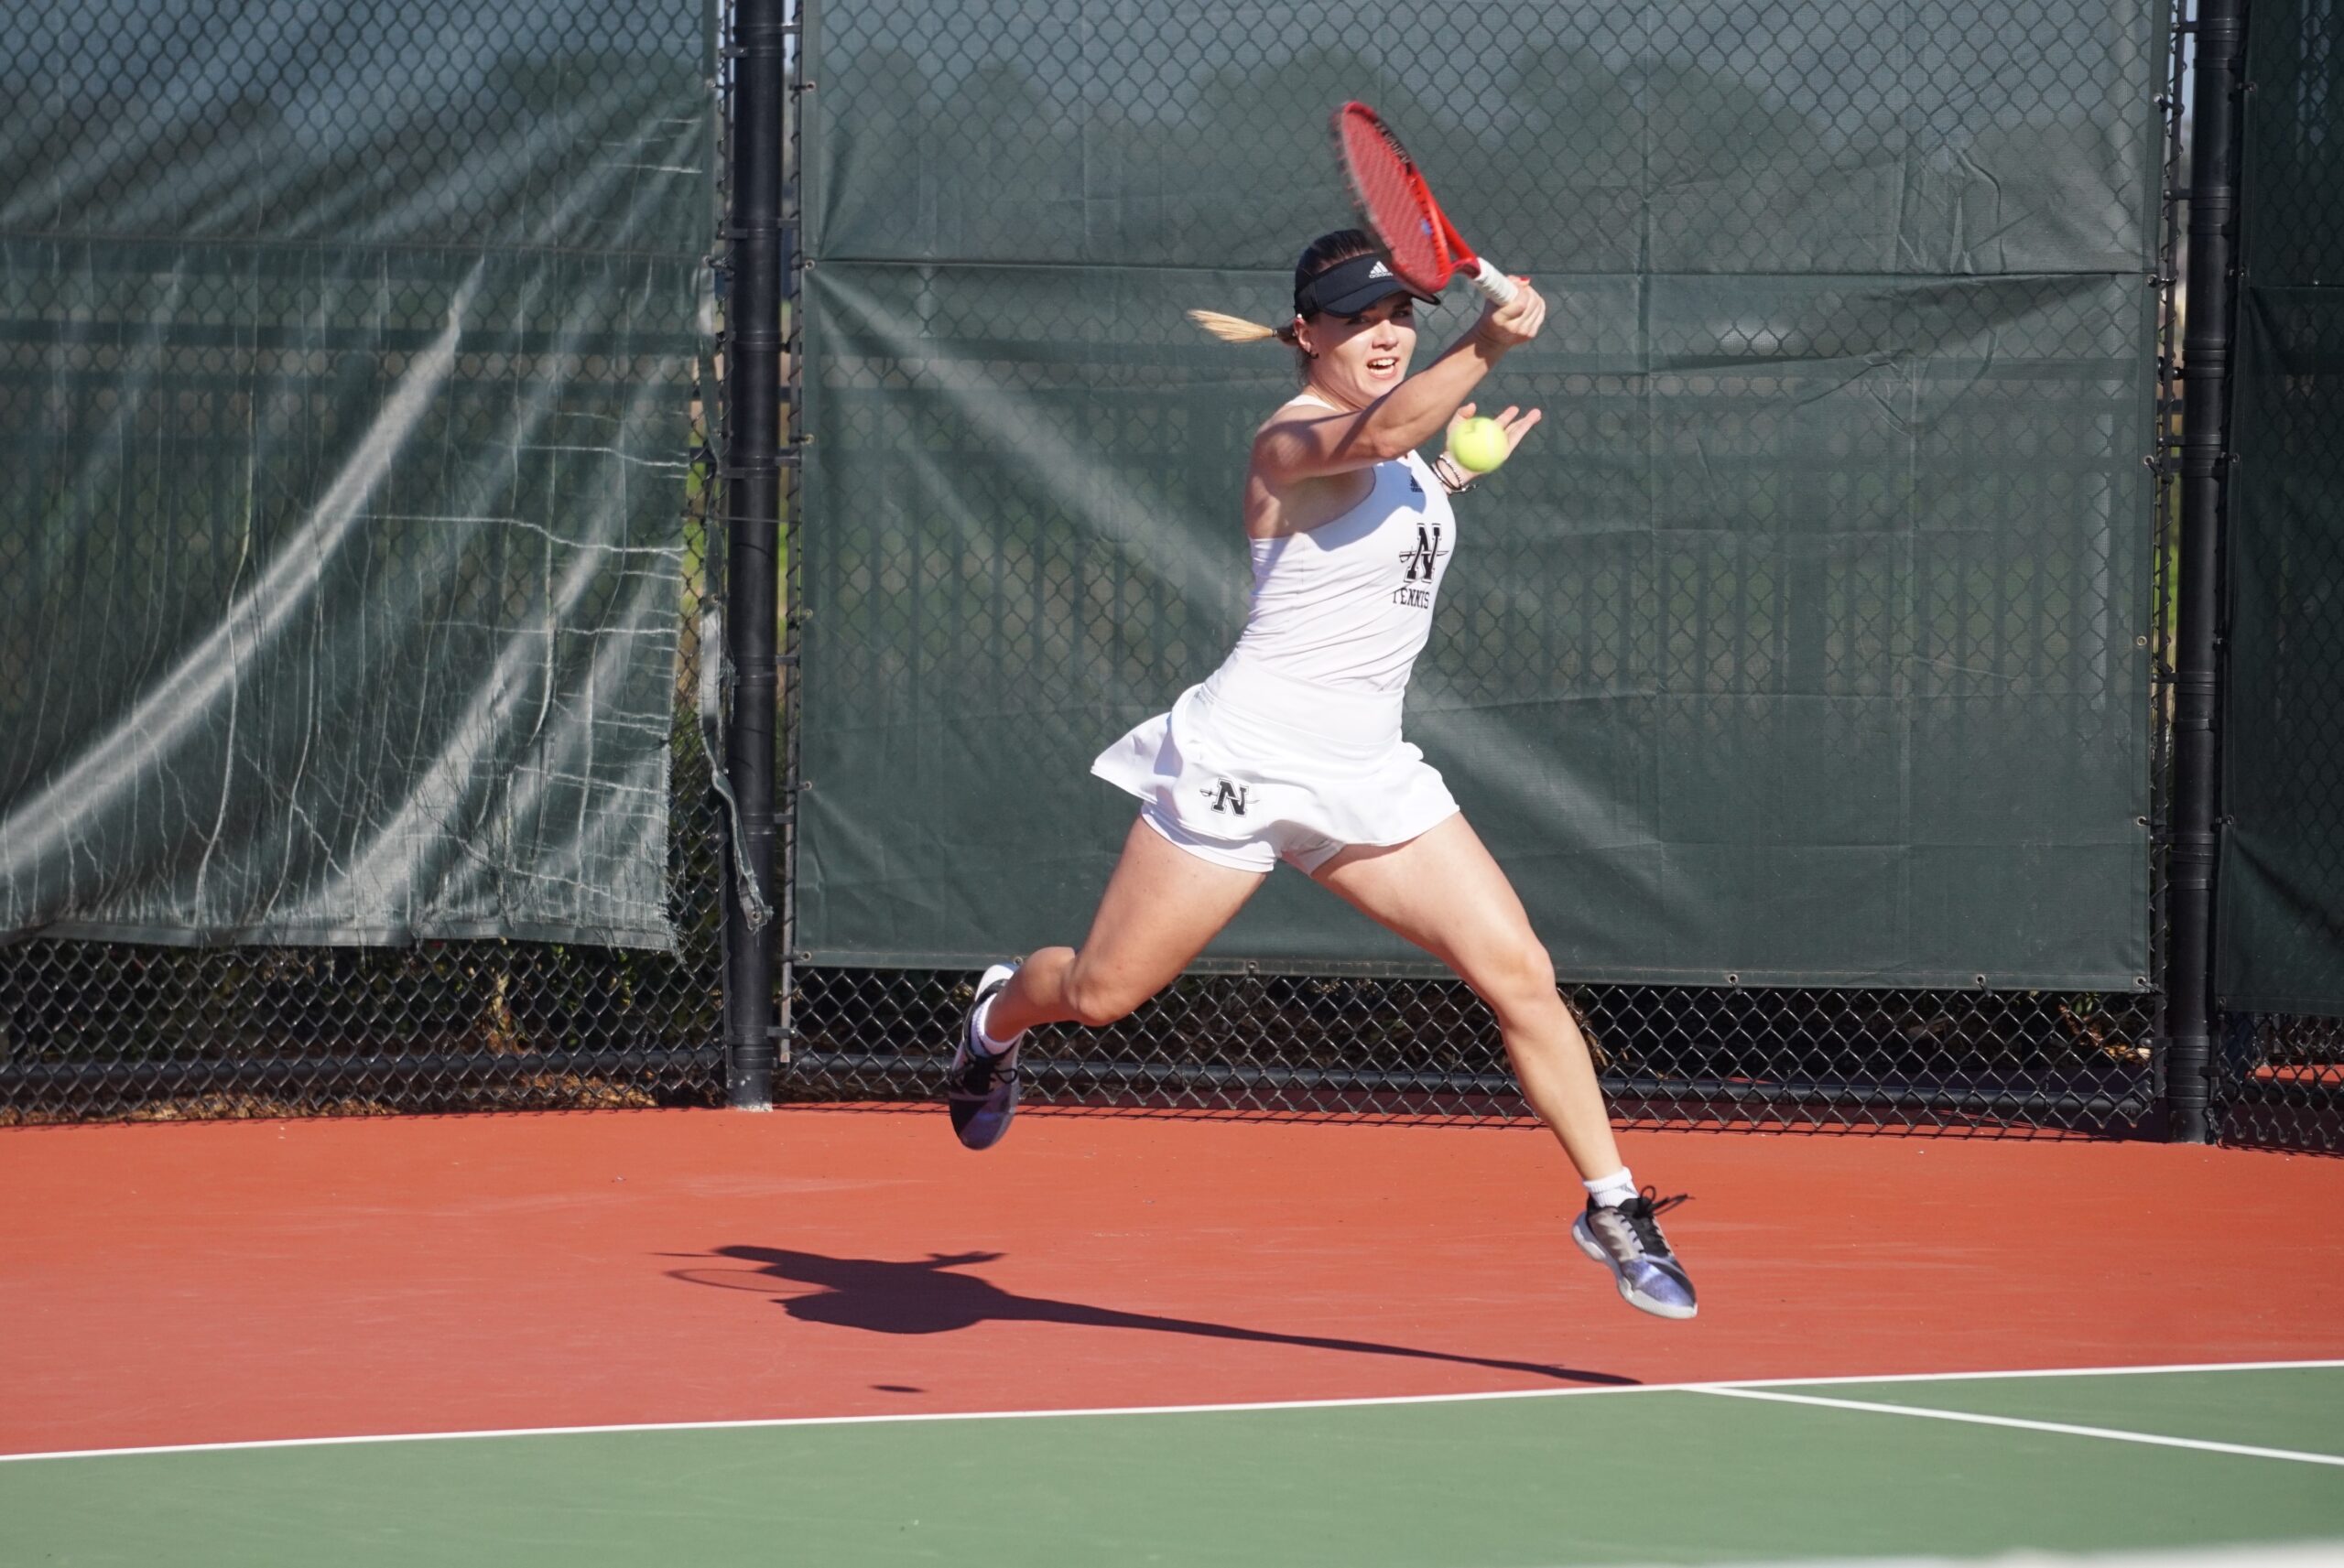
[1466,259,1517,307]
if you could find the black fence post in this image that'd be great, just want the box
[2163,0,2250,1143]
[722,0,787,1109]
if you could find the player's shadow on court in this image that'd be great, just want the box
[677,1245,1635,1386]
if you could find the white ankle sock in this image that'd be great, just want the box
[1582,1167,1637,1208]
[972,992,1023,1055]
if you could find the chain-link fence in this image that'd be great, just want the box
[776,0,2176,1133]
[8,0,2336,1146]
[787,968,2158,1131]
[0,1,726,1119]
[2212,0,2344,1152]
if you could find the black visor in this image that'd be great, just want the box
[1293,253,1438,319]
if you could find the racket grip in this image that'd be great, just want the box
[1467,260,1518,307]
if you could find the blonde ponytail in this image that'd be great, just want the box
[1185,308,1297,346]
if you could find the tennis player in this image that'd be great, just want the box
[942,229,1698,1320]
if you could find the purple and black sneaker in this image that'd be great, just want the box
[1572,1191,1698,1320]
[943,961,1023,1151]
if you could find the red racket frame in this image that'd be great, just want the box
[1333,102,1516,306]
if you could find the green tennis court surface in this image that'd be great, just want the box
[7,1366,2339,1565]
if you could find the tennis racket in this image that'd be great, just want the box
[1332,101,1517,308]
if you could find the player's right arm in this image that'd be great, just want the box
[1250,285,1544,483]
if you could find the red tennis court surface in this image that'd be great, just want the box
[3,1108,2339,1458]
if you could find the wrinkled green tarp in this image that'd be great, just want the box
[2216,0,2344,1016]
[798,0,2158,986]
[0,3,711,948]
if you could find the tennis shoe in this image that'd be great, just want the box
[1572,1191,1698,1320]
[944,961,1022,1151]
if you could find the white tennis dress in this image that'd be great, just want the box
[1091,398,1461,873]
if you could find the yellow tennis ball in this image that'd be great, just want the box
[1449,416,1508,473]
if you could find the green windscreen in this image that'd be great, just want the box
[2216,0,2344,1016]
[0,2,711,949]
[798,1,2160,987]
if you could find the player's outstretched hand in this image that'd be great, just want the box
[1474,277,1545,348]
[1448,401,1544,462]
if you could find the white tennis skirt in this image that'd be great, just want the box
[1090,653,1459,871]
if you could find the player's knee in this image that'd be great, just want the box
[1476,936,1557,1012]
[1063,969,1147,1029]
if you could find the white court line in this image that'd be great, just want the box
[4,1357,2341,1466]
[1532,1548,2344,1568]
[1698,1387,2344,1468]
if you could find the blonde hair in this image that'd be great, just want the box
[1184,308,1296,346]
[1182,228,1382,362]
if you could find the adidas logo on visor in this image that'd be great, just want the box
[1369,261,1392,278]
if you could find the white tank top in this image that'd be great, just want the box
[1223,397,1457,695]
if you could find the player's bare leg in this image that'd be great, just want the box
[1311,815,1698,1318]
[946,818,1265,1149]
[990,817,1265,1036]
[1313,816,1614,1171]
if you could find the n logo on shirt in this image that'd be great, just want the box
[1399,523,1445,583]
[1202,779,1249,816]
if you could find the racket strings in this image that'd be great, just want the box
[1338,115,1446,289]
